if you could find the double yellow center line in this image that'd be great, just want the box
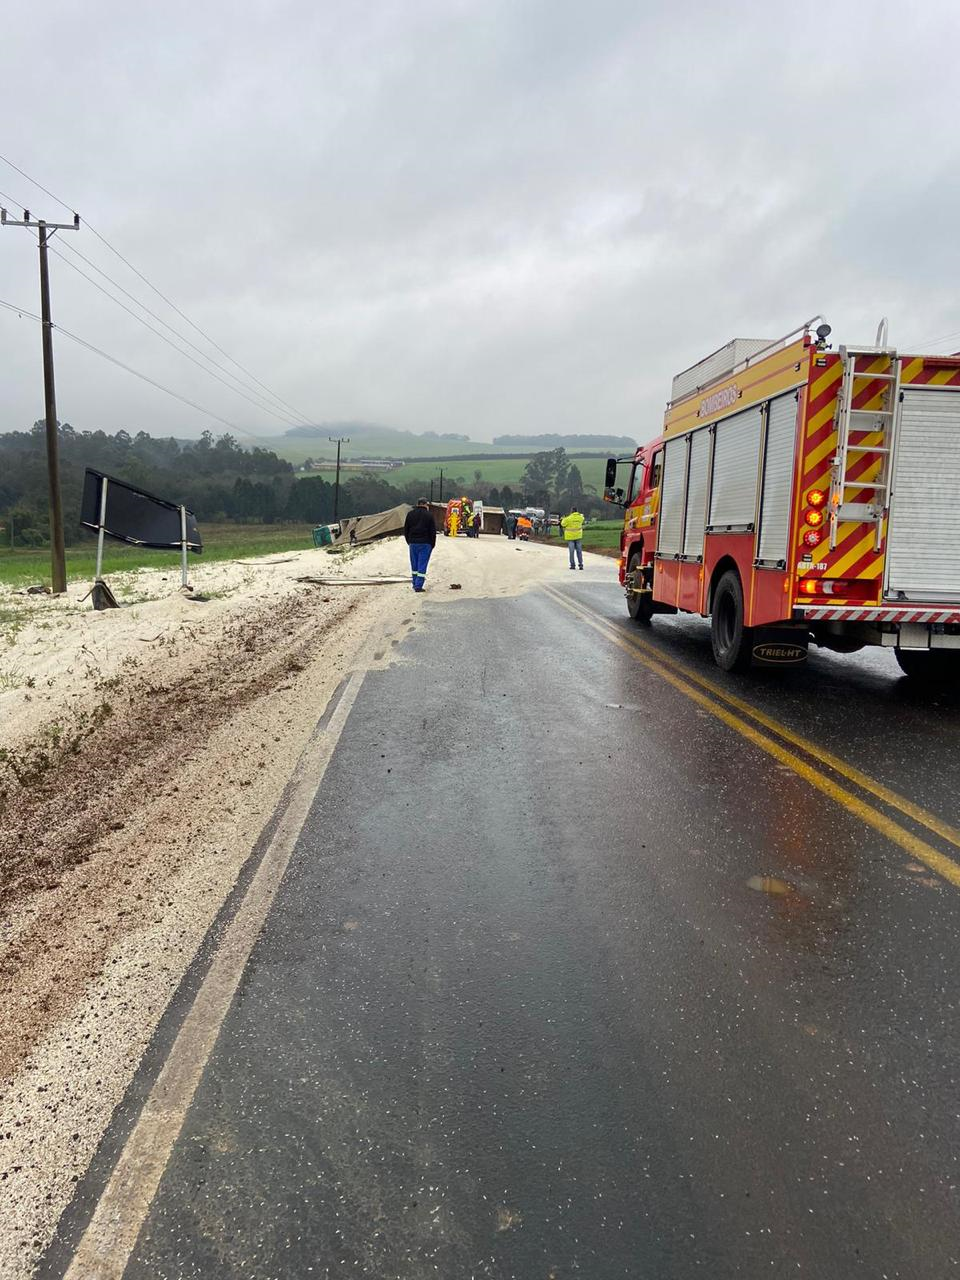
[542,583,960,890]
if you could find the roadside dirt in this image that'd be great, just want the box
[0,532,606,1278]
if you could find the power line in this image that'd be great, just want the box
[6,209,311,435]
[44,239,307,430]
[907,327,960,352]
[4,190,310,427]
[0,186,34,214]
[0,154,72,215]
[0,297,36,319]
[0,293,272,439]
[0,151,317,427]
[83,225,317,425]
[54,238,314,425]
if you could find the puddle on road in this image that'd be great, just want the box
[746,875,795,896]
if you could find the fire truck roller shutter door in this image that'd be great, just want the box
[657,436,689,556]
[757,393,800,565]
[708,404,763,530]
[682,428,711,558]
[886,388,960,602]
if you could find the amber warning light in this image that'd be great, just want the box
[804,508,824,528]
[806,488,826,508]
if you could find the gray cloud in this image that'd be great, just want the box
[2,0,958,444]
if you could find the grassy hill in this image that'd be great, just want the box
[251,422,633,467]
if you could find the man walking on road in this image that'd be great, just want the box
[561,505,585,570]
[403,498,436,592]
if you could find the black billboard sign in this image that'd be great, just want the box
[80,470,202,551]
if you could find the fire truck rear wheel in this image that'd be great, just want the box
[711,569,753,672]
[894,647,960,685]
[626,554,652,625]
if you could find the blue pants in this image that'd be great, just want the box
[567,539,583,568]
[409,542,433,591]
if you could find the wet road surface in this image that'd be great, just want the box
[53,576,960,1278]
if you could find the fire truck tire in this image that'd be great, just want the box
[711,570,753,672]
[894,647,960,685]
[626,553,652,625]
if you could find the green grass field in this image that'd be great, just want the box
[580,518,625,550]
[387,455,609,494]
[0,523,318,590]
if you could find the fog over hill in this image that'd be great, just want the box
[280,421,636,457]
[284,421,471,443]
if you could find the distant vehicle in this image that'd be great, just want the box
[605,316,960,681]
[444,496,474,536]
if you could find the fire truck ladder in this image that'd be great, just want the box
[828,343,901,551]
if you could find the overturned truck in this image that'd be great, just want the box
[333,504,412,546]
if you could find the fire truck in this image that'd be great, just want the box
[605,317,960,680]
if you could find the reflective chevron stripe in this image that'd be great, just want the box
[800,606,960,623]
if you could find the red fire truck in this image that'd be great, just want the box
[605,317,960,680]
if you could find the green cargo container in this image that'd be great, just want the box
[312,524,334,547]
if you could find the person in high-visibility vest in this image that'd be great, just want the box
[560,506,585,570]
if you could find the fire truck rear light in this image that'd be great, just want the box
[802,529,822,548]
[806,488,826,508]
[804,508,824,528]
[798,578,877,602]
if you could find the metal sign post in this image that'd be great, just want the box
[179,505,190,591]
[95,477,109,582]
[90,476,119,609]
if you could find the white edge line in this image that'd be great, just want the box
[63,667,367,1280]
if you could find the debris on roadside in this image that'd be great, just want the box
[296,575,408,587]
[231,557,299,566]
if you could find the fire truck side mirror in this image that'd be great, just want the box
[604,457,618,489]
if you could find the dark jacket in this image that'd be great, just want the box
[403,506,437,547]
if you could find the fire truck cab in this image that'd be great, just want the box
[606,317,960,681]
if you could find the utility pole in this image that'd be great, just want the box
[328,435,350,523]
[429,478,434,503]
[2,206,80,594]
[438,468,444,503]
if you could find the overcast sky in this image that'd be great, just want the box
[2,0,959,446]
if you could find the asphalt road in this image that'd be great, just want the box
[52,574,960,1278]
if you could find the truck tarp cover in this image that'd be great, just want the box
[80,469,202,551]
[334,503,412,544]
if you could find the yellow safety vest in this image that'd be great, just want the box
[561,512,585,541]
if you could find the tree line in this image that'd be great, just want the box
[0,426,608,548]
[0,424,336,546]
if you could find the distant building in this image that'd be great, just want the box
[304,457,403,473]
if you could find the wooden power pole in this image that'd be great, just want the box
[1,206,80,594]
[328,435,350,522]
